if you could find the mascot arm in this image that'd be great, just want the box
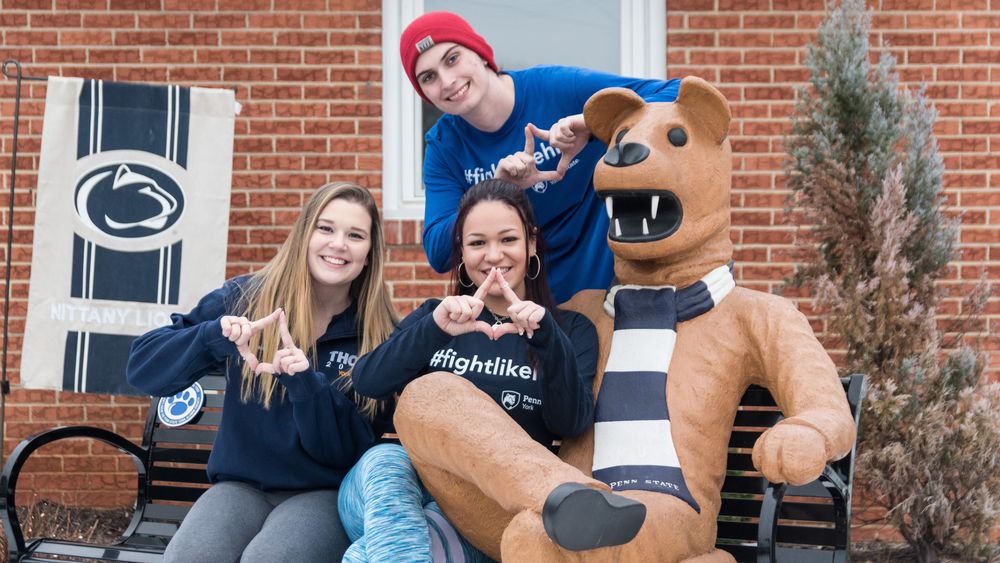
[529,310,597,438]
[748,298,857,486]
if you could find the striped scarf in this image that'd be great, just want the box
[591,264,735,513]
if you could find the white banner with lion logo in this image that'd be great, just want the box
[22,77,235,395]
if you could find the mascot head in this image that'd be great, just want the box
[584,77,734,285]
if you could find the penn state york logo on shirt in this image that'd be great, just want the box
[462,141,578,194]
[500,389,542,412]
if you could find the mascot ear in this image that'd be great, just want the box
[584,87,646,144]
[675,76,731,145]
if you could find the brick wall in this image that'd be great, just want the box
[0,0,996,539]
[667,0,1000,378]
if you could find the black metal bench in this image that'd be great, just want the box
[2,374,226,563]
[2,373,864,562]
[716,374,866,562]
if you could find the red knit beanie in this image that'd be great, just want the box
[399,11,498,102]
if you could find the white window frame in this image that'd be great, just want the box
[381,0,666,219]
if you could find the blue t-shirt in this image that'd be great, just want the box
[422,65,680,303]
[126,276,388,491]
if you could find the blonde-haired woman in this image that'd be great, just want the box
[127,182,396,562]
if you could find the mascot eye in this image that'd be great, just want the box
[615,128,629,145]
[667,127,688,147]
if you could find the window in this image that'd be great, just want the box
[381,0,666,219]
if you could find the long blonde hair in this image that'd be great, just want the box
[235,182,396,418]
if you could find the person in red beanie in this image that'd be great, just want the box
[401,11,680,305]
[340,10,678,562]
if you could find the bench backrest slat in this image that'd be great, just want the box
[149,447,211,465]
[151,427,217,445]
[148,466,211,485]
[719,497,835,523]
[147,484,208,504]
[718,520,840,546]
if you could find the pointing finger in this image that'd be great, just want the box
[498,273,521,305]
[251,308,282,332]
[523,125,536,155]
[527,123,549,143]
[473,268,496,300]
[278,309,295,349]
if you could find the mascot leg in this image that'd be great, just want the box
[395,372,608,558]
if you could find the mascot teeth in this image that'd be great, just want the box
[599,190,682,243]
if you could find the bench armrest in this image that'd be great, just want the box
[1,426,149,558]
[756,464,850,563]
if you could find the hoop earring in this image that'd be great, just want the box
[458,261,475,288]
[526,254,541,280]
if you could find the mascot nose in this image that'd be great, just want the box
[603,142,649,167]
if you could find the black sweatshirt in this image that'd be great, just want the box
[351,299,597,445]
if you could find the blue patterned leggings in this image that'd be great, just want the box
[338,444,493,563]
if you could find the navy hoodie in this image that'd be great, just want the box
[351,299,597,446]
[127,276,385,491]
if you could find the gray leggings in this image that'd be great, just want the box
[163,480,350,563]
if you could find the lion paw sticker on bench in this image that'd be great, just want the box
[157,382,204,427]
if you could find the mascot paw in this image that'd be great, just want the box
[751,421,827,486]
[542,482,646,551]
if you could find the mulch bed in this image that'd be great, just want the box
[14,500,133,545]
[851,542,995,563]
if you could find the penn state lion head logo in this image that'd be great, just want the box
[501,390,521,411]
[75,163,185,239]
